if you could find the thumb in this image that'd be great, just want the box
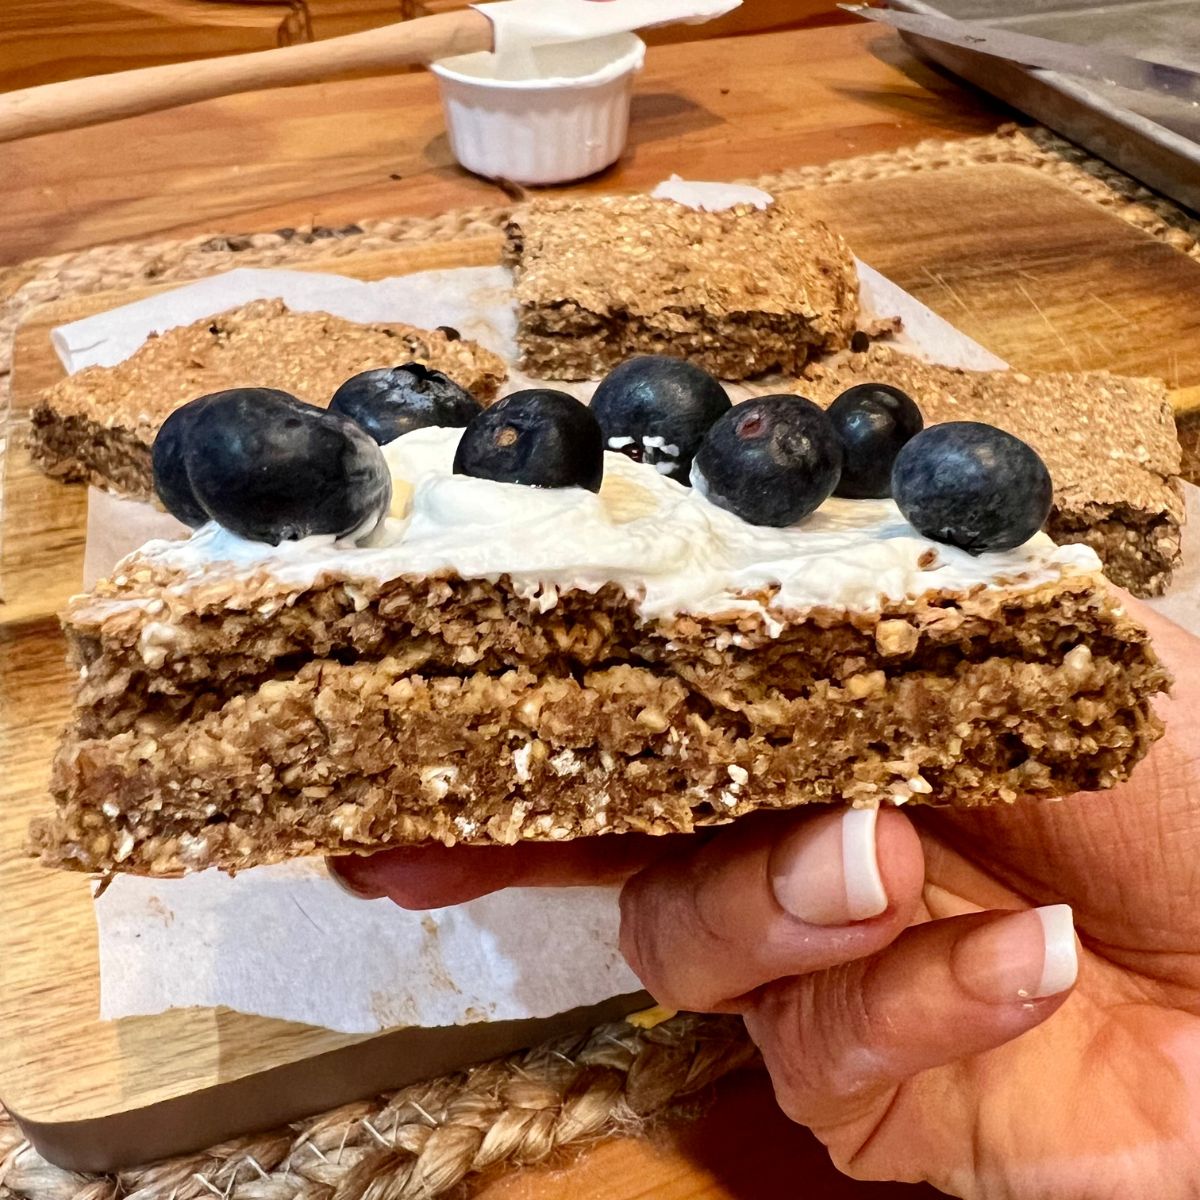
[745,906,1078,1133]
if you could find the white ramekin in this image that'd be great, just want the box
[430,34,646,186]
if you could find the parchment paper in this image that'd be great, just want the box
[58,258,1189,1034]
[98,867,637,1031]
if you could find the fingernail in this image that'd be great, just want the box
[324,857,385,900]
[770,807,888,926]
[953,904,1078,1003]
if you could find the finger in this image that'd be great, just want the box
[745,905,1078,1134]
[618,807,925,1011]
[327,832,694,908]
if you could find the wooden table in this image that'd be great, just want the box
[2,22,1004,265]
[4,19,1199,1198]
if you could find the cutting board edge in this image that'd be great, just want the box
[6,991,652,1173]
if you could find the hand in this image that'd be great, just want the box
[331,601,1200,1200]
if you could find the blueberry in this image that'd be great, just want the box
[590,355,731,484]
[176,388,392,544]
[891,421,1052,554]
[827,383,923,499]
[152,394,221,526]
[453,389,603,492]
[691,395,843,527]
[328,364,481,445]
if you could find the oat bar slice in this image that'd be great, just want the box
[32,429,1167,877]
[505,195,860,382]
[801,345,1184,597]
[29,299,507,499]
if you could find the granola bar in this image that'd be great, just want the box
[28,299,508,499]
[32,428,1167,876]
[505,195,860,381]
[800,345,1184,597]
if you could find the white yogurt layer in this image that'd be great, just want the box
[133,427,1101,624]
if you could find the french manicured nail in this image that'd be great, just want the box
[953,904,1079,1003]
[770,807,888,926]
[324,857,385,900]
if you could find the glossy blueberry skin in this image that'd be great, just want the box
[152,394,223,527]
[328,364,481,445]
[691,394,843,527]
[453,389,603,492]
[176,388,392,545]
[891,421,1053,554]
[828,383,923,499]
[590,356,731,484]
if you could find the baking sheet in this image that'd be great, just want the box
[890,0,1200,214]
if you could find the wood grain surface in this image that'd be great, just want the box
[1,0,307,92]
[0,23,1005,265]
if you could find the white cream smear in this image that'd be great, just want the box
[136,427,1101,624]
[650,176,774,212]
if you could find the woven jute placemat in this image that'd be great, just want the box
[0,1015,758,1200]
[3,123,1199,1200]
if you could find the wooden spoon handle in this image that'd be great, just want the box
[0,9,493,144]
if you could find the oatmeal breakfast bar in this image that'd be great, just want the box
[33,414,1167,877]
[29,298,507,499]
[505,194,861,381]
[801,345,1185,598]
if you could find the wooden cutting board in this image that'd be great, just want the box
[5,162,1200,1175]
